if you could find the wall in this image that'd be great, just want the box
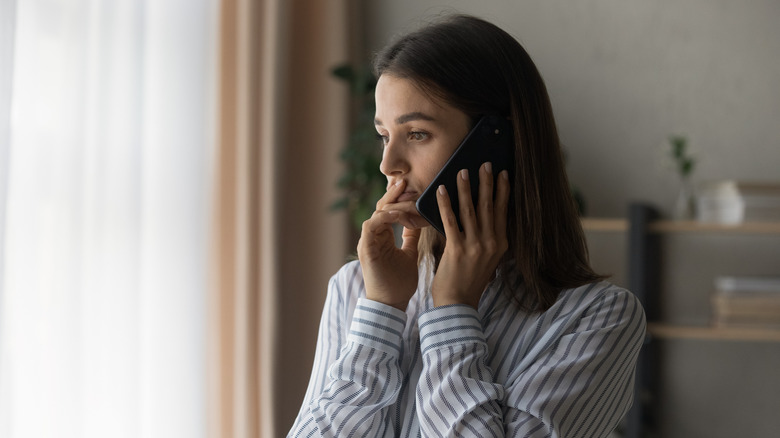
[361,1,780,437]
[362,0,780,217]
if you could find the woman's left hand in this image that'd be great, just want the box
[431,162,510,309]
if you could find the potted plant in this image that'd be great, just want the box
[330,64,385,237]
[668,135,696,219]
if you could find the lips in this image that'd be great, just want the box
[396,191,419,202]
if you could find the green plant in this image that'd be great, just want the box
[330,64,385,231]
[668,135,695,178]
[667,134,696,219]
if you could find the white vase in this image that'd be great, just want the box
[673,177,695,220]
[696,180,745,224]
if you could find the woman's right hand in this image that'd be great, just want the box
[357,180,423,311]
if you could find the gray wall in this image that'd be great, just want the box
[363,0,780,217]
[362,1,780,437]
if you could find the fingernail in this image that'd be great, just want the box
[484,162,492,173]
[460,169,468,180]
[501,170,509,180]
[438,185,446,195]
[395,179,403,186]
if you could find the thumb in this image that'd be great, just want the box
[400,226,421,255]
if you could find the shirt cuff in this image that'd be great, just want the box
[418,304,486,355]
[348,298,408,355]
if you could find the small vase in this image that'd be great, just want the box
[673,177,695,220]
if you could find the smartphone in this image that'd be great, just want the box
[415,115,514,235]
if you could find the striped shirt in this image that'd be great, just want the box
[289,260,646,437]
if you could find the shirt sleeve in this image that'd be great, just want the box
[288,270,408,438]
[415,287,646,438]
[416,304,506,437]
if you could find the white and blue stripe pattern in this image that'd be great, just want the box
[289,261,646,437]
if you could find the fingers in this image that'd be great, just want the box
[438,164,498,240]
[366,209,422,232]
[456,168,478,236]
[375,179,426,228]
[436,185,461,239]
[361,210,400,238]
[400,226,421,254]
[376,179,405,211]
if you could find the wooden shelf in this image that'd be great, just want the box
[647,323,780,342]
[584,213,780,344]
[580,218,628,232]
[648,220,780,234]
[581,218,780,234]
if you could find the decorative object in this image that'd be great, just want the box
[696,180,745,224]
[667,135,696,219]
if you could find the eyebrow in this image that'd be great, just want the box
[374,111,436,126]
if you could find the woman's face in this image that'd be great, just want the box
[374,74,471,206]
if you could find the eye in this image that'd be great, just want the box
[409,131,429,141]
[375,132,389,147]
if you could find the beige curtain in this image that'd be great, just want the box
[210,0,358,436]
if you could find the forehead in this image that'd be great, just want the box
[374,75,449,123]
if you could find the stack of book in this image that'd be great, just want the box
[737,182,780,222]
[712,277,780,329]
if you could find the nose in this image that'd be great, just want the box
[379,138,409,177]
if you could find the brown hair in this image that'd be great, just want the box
[374,14,605,311]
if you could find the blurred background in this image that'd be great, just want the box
[1,0,778,437]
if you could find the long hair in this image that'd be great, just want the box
[373,14,605,311]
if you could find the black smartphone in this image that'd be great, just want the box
[415,115,514,235]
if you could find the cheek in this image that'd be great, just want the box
[418,154,451,187]
[419,168,438,189]
[411,136,462,187]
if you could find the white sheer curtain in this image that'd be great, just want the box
[0,1,217,437]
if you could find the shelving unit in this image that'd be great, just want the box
[582,214,780,343]
[648,220,780,234]
[646,323,780,342]
[580,217,628,232]
[582,206,780,437]
[582,217,780,235]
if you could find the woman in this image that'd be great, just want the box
[289,14,645,437]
